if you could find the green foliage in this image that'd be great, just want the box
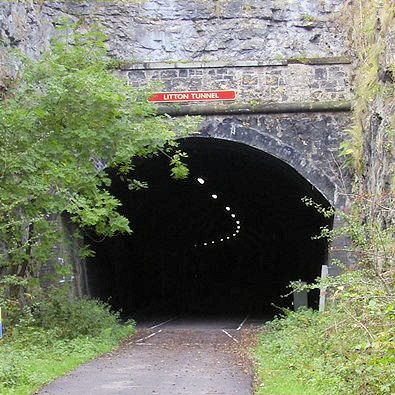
[339,140,355,168]
[256,275,395,394]
[0,295,135,394]
[0,22,199,319]
[302,14,316,23]
[249,99,260,107]
[255,195,395,394]
[33,288,129,339]
[170,150,190,179]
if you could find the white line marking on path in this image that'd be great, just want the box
[135,329,162,343]
[222,329,239,343]
[148,317,176,330]
[237,315,249,331]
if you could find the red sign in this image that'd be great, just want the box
[148,90,236,103]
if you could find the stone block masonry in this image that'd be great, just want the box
[122,59,352,105]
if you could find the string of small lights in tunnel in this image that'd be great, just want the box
[194,177,241,248]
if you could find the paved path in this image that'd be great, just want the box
[37,315,264,395]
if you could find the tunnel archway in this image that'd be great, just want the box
[87,137,332,319]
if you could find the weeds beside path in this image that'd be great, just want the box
[254,305,395,395]
[0,297,135,395]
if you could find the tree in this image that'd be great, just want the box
[0,23,198,316]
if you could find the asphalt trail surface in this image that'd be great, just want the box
[37,315,265,395]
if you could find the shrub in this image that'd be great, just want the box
[32,289,131,339]
[0,291,135,393]
[256,274,395,394]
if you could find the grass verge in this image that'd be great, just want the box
[254,303,395,395]
[254,310,327,395]
[0,297,135,395]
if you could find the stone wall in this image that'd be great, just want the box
[121,56,352,209]
[124,59,351,104]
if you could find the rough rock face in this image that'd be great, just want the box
[359,19,395,227]
[0,0,346,61]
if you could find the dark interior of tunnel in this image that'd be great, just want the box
[86,137,333,319]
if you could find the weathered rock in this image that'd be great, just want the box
[0,0,346,61]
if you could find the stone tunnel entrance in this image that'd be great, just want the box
[86,137,332,319]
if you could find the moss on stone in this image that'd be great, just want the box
[342,1,395,178]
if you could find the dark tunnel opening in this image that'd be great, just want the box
[86,137,333,319]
